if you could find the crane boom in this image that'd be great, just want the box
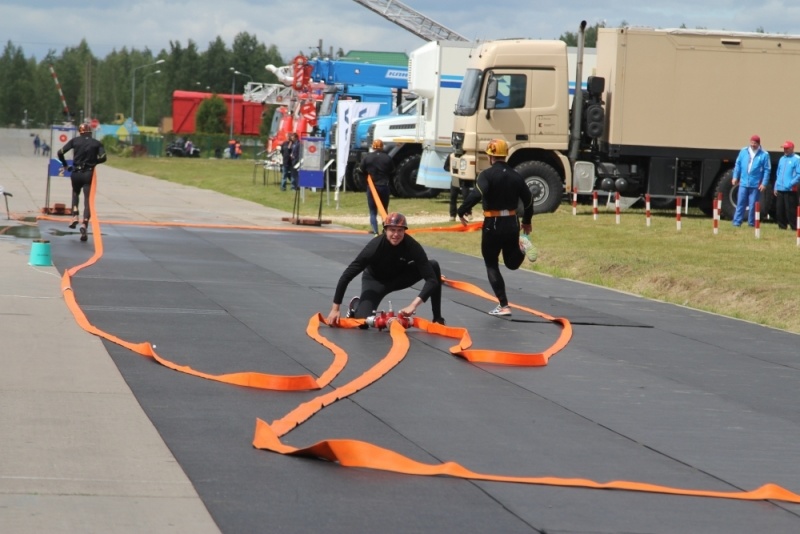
[352,0,468,42]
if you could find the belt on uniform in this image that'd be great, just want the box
[483,209,515,217]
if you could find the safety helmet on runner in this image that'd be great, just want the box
[372,139,384,150]
[78,123,92,135]
[383,212,408,229]
[485,138,508,157]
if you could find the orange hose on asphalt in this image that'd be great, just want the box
[50,171,800,504]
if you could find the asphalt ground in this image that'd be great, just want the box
[3,128,800,533]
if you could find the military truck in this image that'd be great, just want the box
[449,24,800,217]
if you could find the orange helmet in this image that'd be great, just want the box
[485,138,508,157]
[372,139,384,150]
[383,212,408,229]
[78,123,92,135]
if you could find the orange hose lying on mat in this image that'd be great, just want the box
[51,171,800,504]
[253,417,800,503]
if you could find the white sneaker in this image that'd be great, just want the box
[489,305,511,316]
[519,235,538,263]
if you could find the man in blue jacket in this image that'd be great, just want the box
[732,134,771,227]
[773,140,800,230]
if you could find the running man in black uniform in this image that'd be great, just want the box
[327,212,446,327]
[457,139,534,317]
[57,123,107,241]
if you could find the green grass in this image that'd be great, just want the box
[108,156,800,334]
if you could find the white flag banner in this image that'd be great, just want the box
[336,101,382,188]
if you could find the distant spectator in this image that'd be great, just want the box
[773,140,800,230]
[228,139,236,158]
[359,139,394,234]
[184,138,193,156]
[41,143,50,157]
[280,133,300,191]
[449,179,472,222]
[33,134,41,155]
[732,134,770,227]
[235,141,242,159]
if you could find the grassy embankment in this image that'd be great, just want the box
[108,156,800,334]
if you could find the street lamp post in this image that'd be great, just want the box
[141,70,161,126]
[130,59,165,126]
[229,68,252,140]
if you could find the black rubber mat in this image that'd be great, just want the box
[43,221,800,533]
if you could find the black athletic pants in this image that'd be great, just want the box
[70,169,93,222]
[354,259,443,320]
[481,216,524,308]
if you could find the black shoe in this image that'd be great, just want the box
[68,216,79,229]
[433,317,446,325]
[346,296,360,318]
[79,226,87,242]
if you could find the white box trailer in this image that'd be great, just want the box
[360,40,472,197]
[599,28,800,152]
[411,40,474,191]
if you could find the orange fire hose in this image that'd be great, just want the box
[46,170,800,505]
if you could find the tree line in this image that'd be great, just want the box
[5,22,755,133]
[0,32,291,131]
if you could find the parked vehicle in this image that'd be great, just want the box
[449,23,798,217]
[352,41,472,198]
[165,138,200,157]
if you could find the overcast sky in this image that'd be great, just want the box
[5,0,800,69]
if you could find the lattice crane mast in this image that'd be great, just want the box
[351,0,468,42]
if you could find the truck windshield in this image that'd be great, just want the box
[394,99,418,115]
[454,69,483,116]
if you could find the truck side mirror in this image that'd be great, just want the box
[587,76,605,97]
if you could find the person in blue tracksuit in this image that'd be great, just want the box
[773,140,800,230]
[731,134,771,227]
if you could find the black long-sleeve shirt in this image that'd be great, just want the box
[333,233,438,304]
[457,161,533,224]
[57,135,107,169]
[359,150,395,187]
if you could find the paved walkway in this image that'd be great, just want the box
[0,127,289,533]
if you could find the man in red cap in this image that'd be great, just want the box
[731,134,771,227]
[773,140,800,230]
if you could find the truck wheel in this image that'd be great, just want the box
[351,164,367,192]
[715,173,773,221]
[393,154,438,198]
[696,196,714,216]
[345,162,364,192]
[760,184,775,220]
[715,169,736,220]
[514,161,563,213]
